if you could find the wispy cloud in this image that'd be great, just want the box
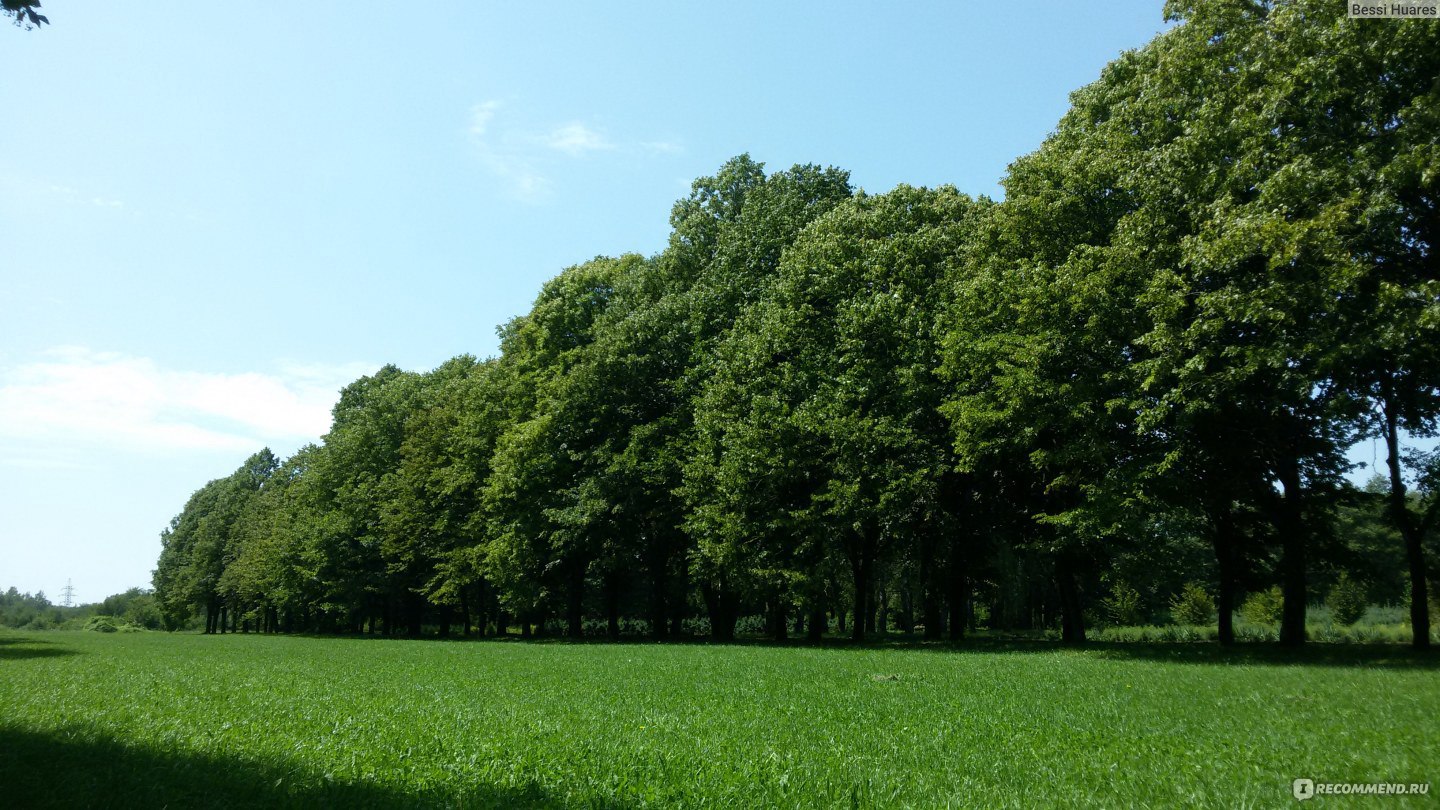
[466,100,552,203]
[468,101,500,138]
[464,101,681,202]
[0,171,142,224]
[0,348,375,457]
[545,123,614,156]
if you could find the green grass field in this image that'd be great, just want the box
[1,632,1436,808]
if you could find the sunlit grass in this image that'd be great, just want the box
[1,632,1435,808]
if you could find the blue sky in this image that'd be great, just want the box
[0,1,1271,602]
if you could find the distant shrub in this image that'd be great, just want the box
[1101,582,1143,627]
[741,615,772,636]
[1233,622,1277,643]
[1094,624,1216,643]
[1363,604,1408,625]
[971,603,991,629]
[84,615,120,633]
[83,615,144,633]
[1169,583,1215,626]
[1327,574,1367,626]
[1239,587,1284,626]
[22,614,57,631]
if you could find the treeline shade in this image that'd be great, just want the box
[152,1,1440,648]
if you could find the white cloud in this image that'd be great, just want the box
[0,348,376,456]
[466,100,551,203]
[545,123,613,156]
[464,102,679,202]
[468,101,500,138]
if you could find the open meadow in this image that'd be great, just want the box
[1,631,1436,808]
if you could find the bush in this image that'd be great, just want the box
[84,615,120,633]
[1101,582,1144,626]
[82,615,144,633]
[1239,587,1284,626]
[1327,574,1368,626]
[1095,624,1216,643]
[1170,583,1215,626]
[971,603,991,630]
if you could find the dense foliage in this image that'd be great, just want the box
[0,587,162,632]
[153,1,1440,647]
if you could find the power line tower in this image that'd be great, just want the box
[60,579,76,608]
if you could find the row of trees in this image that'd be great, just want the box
[0,587,163,631]
[153,1,1439,647]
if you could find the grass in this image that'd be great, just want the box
[1,632,1436,808]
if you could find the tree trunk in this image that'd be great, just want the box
[1383,396,1433,650]
[1055,563,1085,645]
[407,593,424,638]
[1274,457,1308,647]
[1210,505,1239,646]
[605,572,621,641]
[703,579,737,641]
[922,583,942,640]
[900,587,914,635]
[948,551,968,642]
[918,534,942,640]
[648,541,669,640]
[807,604,826,642]
[771,599,788,642]
[669,556,688,638]
[567,563,586,639]
[850,550,869,642]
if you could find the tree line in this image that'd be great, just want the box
[153,1,1439,648]
[0,587,163,632]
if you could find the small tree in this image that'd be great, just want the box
[1240,587,1284,626]
[1326,573,1368,626]
[1101,582,1144,627]
[1170,583,1215,626]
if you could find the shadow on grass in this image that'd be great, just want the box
[0,635,80,662]
[0,725,616,810]
[1077,640,1440,670]
[459,634,1440,669]
[184,629,1440,669]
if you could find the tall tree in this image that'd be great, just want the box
[308,365,423,633]
[482,257,629,637]
[692,186,986,641]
